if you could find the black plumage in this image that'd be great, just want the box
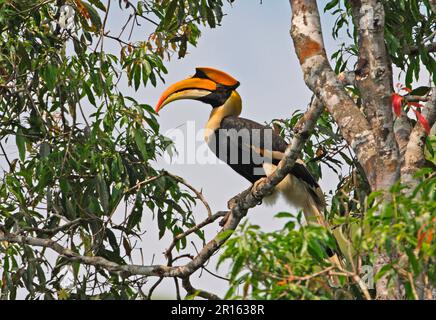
[207,116,323,206]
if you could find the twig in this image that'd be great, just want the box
[174,278,181,300]
[126,173,166,193]
[181,277,221,300]
[147,277,163,300]
[165,211,227,258]
[165,171,213,218]
[21,218,86,236]
[407,272,419,300]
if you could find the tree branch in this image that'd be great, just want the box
[165,172,213,218]
[406,42,436,55]
[350,0,400,190]
[402,88,436,185]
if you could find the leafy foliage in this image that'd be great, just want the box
[220,174,435,300]
[325,0,436,87]
[272,109,370,222]
[0,0,227,299]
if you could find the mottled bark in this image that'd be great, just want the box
[289,0,378,189]
[351,0,400,191]
[402,88,436,185]
[395,114,413,161]
[289,0,434,300]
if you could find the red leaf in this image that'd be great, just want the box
[413,109,431,134]
[391,93,403,116]
[417,230,427,251]
[407,101,425,108]
[416,222,435,252]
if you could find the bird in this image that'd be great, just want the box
[155,67,328,228]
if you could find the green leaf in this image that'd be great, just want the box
[88,0,106,11]
[308,238,327,261]
[82,1,102,30]
[105,229,120,255]
[284,221,296,230]
[230,255,244,280]
[134,64,141,91]
[374,264,392,281]
[157,209,166,239]
[324,0,339,12]
[164,0,178,27]
[405,247,420,275]
[127,205,143,230]
[274,212,294,219]
[42,65,58,91]
[96,175,109,213]
[409,86,431,97]
[83,82,96,106]
[16,128,26,162]
[134,128,148,159]
[217,229,234,241]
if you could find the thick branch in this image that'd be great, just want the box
[351,0,400,190]
[402,88,436,185]
[406,42,436,55]
[289,0,378,189]
[394,113,413,161]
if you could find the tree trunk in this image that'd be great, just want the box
[288,0,436,299]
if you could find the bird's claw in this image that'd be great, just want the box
[219,212,231,227]
[252,180,264,205]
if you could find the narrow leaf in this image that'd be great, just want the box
[413,109,431,134]
[409,86,431,97]
[391,93,403,116]
[16,128,26,162]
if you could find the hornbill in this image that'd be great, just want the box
[155,67,328,228]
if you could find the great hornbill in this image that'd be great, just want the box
[155,67,328,228]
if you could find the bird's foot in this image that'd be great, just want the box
[220,190,252,226]
[227,189,251,210]
[219,211,231,227]
[251,179,266,205]
[227,197,238,210]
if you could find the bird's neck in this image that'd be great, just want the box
[204,91,242,141]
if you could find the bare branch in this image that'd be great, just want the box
[147,277,163,300]
[165,172,213,218]
[126,173,166,194]
[406,42,436,55]
[165,211,227,259]
[351,0,400,190]
[402,88,436,185]
[21,218,86,236]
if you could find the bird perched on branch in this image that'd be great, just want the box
[155,67,328,228]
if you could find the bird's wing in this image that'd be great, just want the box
[217,116,320,190]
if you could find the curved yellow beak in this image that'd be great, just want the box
[155,78,217,113]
